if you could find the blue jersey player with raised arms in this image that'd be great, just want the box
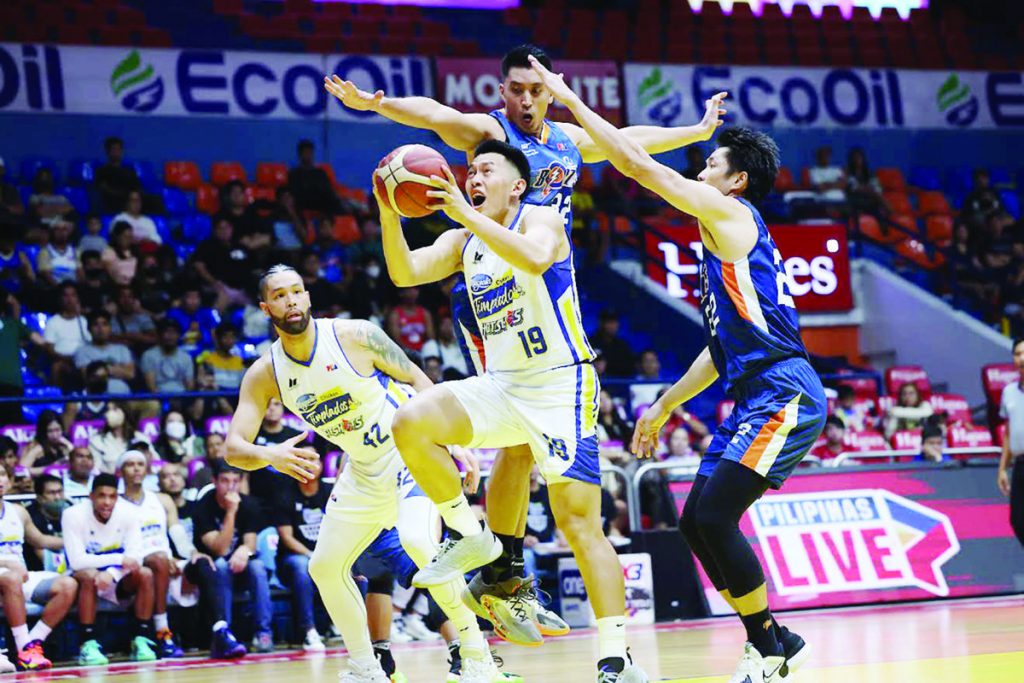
[528,59,826,683]
[325,45,727,661]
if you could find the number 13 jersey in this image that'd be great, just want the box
[462,204,594,375]
[699,198,809,394]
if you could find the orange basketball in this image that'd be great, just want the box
[374,144,451,218]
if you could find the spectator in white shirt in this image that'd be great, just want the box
[62,473,158,664]
[421,316,469,379]
[112,190,161,245]
[883,382,934,439]
[807,146,847,204]
[43,283,90,389]
[36,220,80,286]
[63,446,96,497]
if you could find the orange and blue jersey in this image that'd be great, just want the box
[697,199,826,488]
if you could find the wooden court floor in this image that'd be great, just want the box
[12,596,1024,682]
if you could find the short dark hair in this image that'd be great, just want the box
[85,359,109,376]
[473,140,531,184]
[87,311,111,328]
[223,180,245,195]
[259,264,301,301]
[501,44,551,77]
[110,220,133,239]
[92,473,119,492]
[716,127,781,203]
[80,249,101,263]
[825,415,845,430]
[156,317,181,334]
[0,435,16,455]
[922,423,944,441]
[211,459,242,479]
[104,136,123,153]
[837,384,855,400]
[298,139,314,153]
[34,473,63,497]
[214,321,237,339]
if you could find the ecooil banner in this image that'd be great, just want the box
[0,43,432,120]
[624,62,1024,129]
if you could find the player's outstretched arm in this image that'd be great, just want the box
[631,347,718,459]
[376,180,466,287]
[530,58,748,239]
[225,357,319,483]
[324,75,503,152]
[565,92,728,162]
[349,319,432,393]
[426,167,565,275]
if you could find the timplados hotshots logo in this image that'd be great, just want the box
[936,73,979,127]
[111,49,164,113]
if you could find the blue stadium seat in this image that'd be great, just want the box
[61,185,90,216]
[129,160,162,193]
[22,386,64,423]
[182,213,212,243]
[161,187,191,216]
[100,215,115,238]
[18,186,32,209]
[1000,190,1021,219]
[151,215,171,243]
[21,311,48,334]
[67,159,98,185]
[908,166,942,191]
[172,243,193,263]
[19,156,59,185]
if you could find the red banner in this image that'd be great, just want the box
[643,224,853,313]
[434,58,622,125]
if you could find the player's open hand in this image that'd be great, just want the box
[631,401,671,459]
[527,55,576,104]
[699,91,729,139]
[450,446,481,495]
[270,432,320,484]
[426,167,476,226]
[324,75,383,111]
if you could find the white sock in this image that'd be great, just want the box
[597,616,628,662]
[212,620,228,633]
[154,613,169,632]
[27,621,52,645]
[12,624,29,651]
[437,494,482,537]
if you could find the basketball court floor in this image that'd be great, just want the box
[12,596,1023,682]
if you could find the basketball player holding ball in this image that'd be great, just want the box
[325,46,726,672]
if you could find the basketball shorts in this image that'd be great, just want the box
[325,448,426,525]
[701,357,827,489]
[445,362,601,485]
[23,571,59,604]
[355,527,419,590]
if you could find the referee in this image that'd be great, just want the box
[998,338,1024,547]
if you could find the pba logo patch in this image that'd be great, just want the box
[751,490,960,597]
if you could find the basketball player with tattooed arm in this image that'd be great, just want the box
[224,265,510,683]
[326,44,726,649]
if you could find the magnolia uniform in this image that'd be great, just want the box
[269,318,490,666]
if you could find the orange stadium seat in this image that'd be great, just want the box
[164,161,203,191]
[211,161,248,187]
[774,167,797,192]
[333,215,361,245]
[255,162,289,189]
[196,183,220,215]
[890,212,919,236]
[924,215,953,245]
[917,191,952,216]
[858,214,902,245]
[884,192,913,215]
[876,168,907,192]
[885,365,932,397]
[896,237,945,269]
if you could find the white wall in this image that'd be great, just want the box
[855,260,1012,405]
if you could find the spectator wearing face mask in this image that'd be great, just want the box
[347,256,389,322]
[27,474,70,571]
[87,403,149,474]
[152,411,200,465]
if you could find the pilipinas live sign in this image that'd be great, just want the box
[435,58,623,125]
[625,63,1024,129]
[644,224,853,313]
[0,43,432,120]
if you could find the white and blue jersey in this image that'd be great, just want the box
[698,199,826,488]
